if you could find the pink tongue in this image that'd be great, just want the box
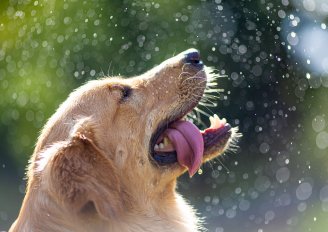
[165,121,204,176]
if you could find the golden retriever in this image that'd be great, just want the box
[10,49,237,232]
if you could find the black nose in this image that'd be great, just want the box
[184,49,203,67]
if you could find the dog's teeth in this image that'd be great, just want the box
[210,114,219,128]
[163,137,172,146]
[209,116,215,126]
[159,143,164,149]
[154,144,159,150]
[209,114,226,129]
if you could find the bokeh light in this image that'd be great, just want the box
[1,0,328,231]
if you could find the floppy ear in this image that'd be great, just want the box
[45,123,123,220]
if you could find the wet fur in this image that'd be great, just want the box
[10,50,233,232]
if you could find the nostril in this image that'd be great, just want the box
[184,49,200,64]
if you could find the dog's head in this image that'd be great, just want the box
[33,48,237,221]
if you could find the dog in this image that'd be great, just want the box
[9,49,237,232]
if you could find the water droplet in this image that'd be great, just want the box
[254,175,271,192]
[225,208,236,219]
[265,210,275,223]
[306,73,311,79]
[316,131,328,149]
[278,10,286,18]
[296,182,312,201]
[239,199,250,211]
[297,202,307,212]
[320,185,328,202]
[259,142,270,154]
[287,32,299,46]
[312,115,326,132]
[303,0,316,12]
[276,167,290,183]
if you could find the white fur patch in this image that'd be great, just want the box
[35,142,66,173]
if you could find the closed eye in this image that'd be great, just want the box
[121,86,132,101]
[109,84,132,103]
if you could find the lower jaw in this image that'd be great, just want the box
[153,151,178,165]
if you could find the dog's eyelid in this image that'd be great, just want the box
[110,84,132,102]
[121,86,132,100]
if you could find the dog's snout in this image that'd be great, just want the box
[183,49,203,68]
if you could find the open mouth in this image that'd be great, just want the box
[150,115,232,176]
[149,49,232,177]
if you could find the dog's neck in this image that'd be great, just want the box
[14,179,201,232]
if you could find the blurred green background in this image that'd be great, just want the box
[1,0,328,231]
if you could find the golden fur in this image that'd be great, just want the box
[10,50,234,232]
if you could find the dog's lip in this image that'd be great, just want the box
[202,123,232,148]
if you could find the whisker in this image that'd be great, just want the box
[190,93,206,99]
[179,74,196,84]
[178,71,192,79]
[204,89,223,93]
[178,65,229,129]
[207,159,215,172]
[199,101,217,108]
[181,63,191,73]
[205,89,221,94]
[200,94,219,102]
[206,82,219,87]
[186,110,207,128]
[106,61,113,76]
[193,106,212,117]
[198,95,218,106]
[197,104,216,116]
[199,99,217,106]
[215,156,230,174]
[99,69,105,78]
[202,94,220,100]
[181,74,206,84]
